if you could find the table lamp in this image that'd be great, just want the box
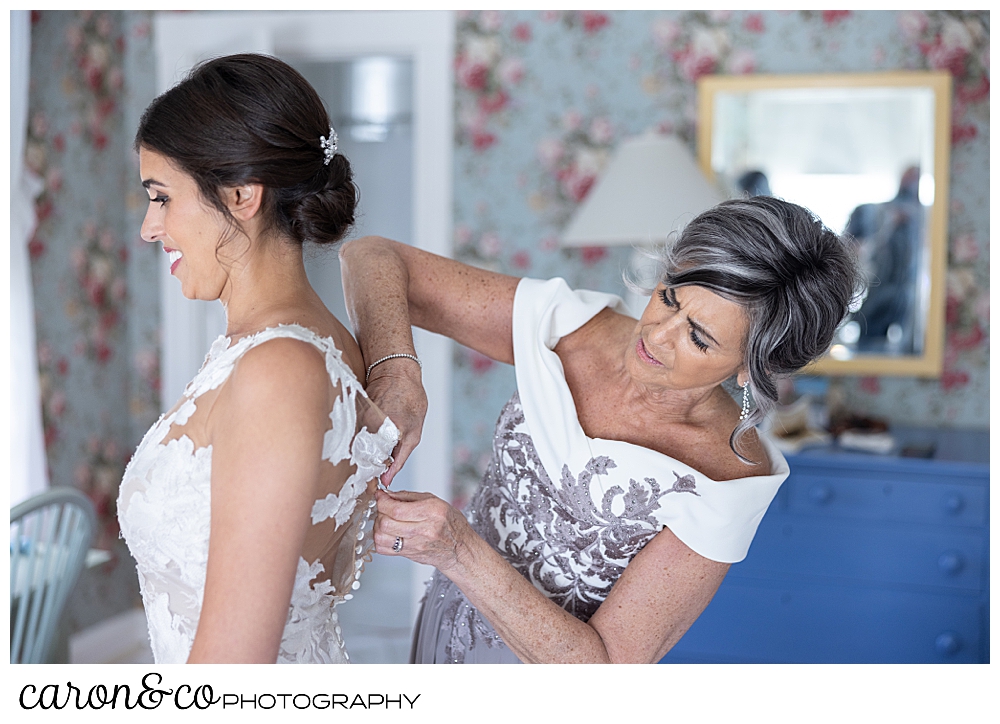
[560,131,725,315]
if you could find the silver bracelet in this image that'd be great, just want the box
[365,353,422,383]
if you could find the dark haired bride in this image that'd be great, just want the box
[117,54,398,663]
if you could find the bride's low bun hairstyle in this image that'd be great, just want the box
[135,53,356,247]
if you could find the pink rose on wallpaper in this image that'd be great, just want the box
[822,11,851,25]
[562,108,583,132]
[652,17,681,49]
[677,48,718,82]
[726,48,756,75]
[46,168,63,193]
[580,11,609,35]
[511,250,531,270]
[540,234,559,252]
[581,246,608,265]
[31,111,49,138]
[37,197,56,222]
[956,76,989,104]
[940,367,970,392]
[477,231,503,258]
[66,24,84,51]
[478,89,509,114]
[948,323,984,352]
[974,292,989,323]
[951,123,977,145]
[28,237,47,259]
[743,13,765,33]
[458,59,489,91]
[536,137,565,169]
[950,233,979,263]
[898,11,928,41]
[540,11,560,23]
[512,22,532,42]
[47,390,68,418]
[498,57,526,86]
[454,224,473,249]
[453,444,471,466]
[560,168,597,203]
[95,12,113,38]
[479,10,503,33]
[470,130,497,151]
[588,117,614,145]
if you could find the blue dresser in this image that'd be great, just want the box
[660,430,989,663]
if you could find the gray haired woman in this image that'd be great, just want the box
[340,196,861,663]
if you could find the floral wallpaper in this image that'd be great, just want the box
[24,11,989,632]
[448,10,989,504]
[26,10,159,635]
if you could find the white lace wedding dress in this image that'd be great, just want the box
[118,324,398,664]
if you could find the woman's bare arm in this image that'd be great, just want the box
[187,339,330,663]
[375,489,729,663]
[339,236,520,484]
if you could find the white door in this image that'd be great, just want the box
[151,11,454,658]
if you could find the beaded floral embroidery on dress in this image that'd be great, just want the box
[432,391,689,662]
[118,324,398,664]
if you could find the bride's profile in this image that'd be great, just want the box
[117,53,399,663]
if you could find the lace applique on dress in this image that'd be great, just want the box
[117,324,398,664]
[467,392,675,623]
[420,392,683,663]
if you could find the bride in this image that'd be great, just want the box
[117,54,399,663]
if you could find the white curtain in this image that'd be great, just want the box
[10,10,49,506]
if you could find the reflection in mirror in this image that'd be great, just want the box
[711,86,935,359]
[698,72,952,376]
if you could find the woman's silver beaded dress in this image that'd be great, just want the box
[118,324,398,664]
[410,278,789,663]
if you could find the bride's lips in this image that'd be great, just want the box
[636,338,663,366]
[164,247,182,274]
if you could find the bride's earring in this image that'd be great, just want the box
[739,381,750,421]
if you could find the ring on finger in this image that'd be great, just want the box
[392,536,403,553]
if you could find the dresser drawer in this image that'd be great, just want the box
[661,579,984,663]
[733,515,986,592]
[784,473,987,527]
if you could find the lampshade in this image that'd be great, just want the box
[560,132,725,248]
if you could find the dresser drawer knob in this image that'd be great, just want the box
[942,493,965,514]
[937,551,965,575]
[808,484,834,505]
[935,632,961,656]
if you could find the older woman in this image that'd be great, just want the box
[340,197,861,663]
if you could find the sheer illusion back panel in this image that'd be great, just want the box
[301,385,392,596]
[118,324,399,663]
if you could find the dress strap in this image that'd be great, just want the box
[183,323,356,402]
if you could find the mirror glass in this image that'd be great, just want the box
[710,85,935,359]
[712,88,934,359]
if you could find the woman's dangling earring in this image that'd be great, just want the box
[739,381,750,421]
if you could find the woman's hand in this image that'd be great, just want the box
[373,489,473,572]
[365,362,427,487]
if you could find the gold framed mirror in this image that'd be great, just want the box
[697,71,951,377]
